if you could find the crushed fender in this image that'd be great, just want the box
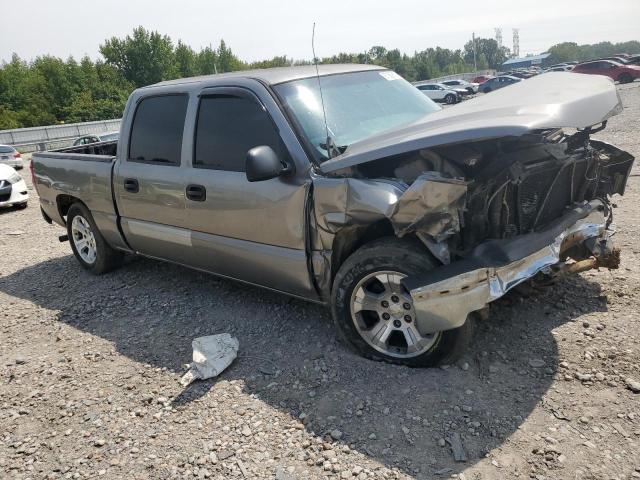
[388,172,467,242]
[179,334,239,386]
[313,172,467,244]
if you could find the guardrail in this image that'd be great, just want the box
[0,119,121,153]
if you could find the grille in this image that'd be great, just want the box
[488,156,595,238]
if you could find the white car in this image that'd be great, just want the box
[441,79,480,94]
[414,83,461,104]
[0,164,28,209]
[0,144,24,169]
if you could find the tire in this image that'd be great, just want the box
[66,202,123,274]
[331,237,474,367]
[482,87,492,93]
[617,73,633,84]
[15,202,28,209]
[444,94,456,105]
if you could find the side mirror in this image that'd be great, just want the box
[246,146,287,182]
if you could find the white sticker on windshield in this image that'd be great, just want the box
[379,71,401,81]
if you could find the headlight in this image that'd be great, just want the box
[8,172,21,184]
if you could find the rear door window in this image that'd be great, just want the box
[129,94,188,165]
[194,95,284,172]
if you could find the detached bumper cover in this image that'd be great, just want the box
[404,200,612,334]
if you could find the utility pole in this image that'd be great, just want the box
[512,28,520,58]
[472,32,477,71]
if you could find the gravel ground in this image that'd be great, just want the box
[1,82,639,480]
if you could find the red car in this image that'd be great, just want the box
[471,75,494,84]
[572,60,640,84]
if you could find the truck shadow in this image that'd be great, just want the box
[0,254,608,478]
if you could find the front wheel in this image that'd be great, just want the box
[331,238,474,367]
[444,93,457,104]
[617,73,633,84]
[66,203,124,274]
[482,87,492,93]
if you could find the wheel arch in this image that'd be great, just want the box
[329,219,396,286]
[56,194,86,224]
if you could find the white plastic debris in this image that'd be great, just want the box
[179,334,239,386]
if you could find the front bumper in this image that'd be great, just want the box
[0,179,29,207]
[404,200,614,334]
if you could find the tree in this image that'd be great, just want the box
[216,40,244,72]
[100,26,177,87]
[463,38,509,69]
[175,41,197,78]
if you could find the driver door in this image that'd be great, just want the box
[182,87,313,296]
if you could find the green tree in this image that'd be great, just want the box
[463,38,509,69]
[175,41,197,78]
[100,26,177,87]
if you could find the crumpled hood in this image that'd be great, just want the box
[320,72,623,173]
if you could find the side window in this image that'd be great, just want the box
[194,95,284,172]
[129,94,188,165]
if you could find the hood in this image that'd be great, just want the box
[320,72,622,173]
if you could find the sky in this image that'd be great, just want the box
[1,0,639,63]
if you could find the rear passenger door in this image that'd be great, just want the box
[182,87,313,296]
[114,93,193,264]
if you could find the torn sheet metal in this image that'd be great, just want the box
[312,172,467,245]
[180,334,239,386]
[388,172,467,242]
[406,200,610,334]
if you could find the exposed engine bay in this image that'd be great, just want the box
[317,128,634,264]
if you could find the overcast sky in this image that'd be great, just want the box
[1,0,638,63]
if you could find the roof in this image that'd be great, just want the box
[502,52,551,66]
[149,64,386,88]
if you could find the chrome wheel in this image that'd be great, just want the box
[350,271,439,358]
[71,215,97,264]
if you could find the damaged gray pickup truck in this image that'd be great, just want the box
[32,65,634,366]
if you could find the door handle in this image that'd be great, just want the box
[124,178,139,193]
[186,184,206,202]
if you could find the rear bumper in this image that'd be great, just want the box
[404,200,614,334]
[1,159,23,169]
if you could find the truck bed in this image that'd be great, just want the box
[31,141,127,250]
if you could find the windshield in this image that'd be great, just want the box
[100,132,119,142]
[0,145,16,153]
[274,70,441,161]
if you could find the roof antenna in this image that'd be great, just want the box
[312,22,333,158]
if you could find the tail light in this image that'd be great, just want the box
[14,152,21,159]
[29,159,38,192]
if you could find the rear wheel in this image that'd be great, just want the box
[331,237,474,367]
[66,203,123,274]
[617,73,633,84]
[445,94,457,104]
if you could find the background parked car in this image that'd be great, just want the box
[0,144,23,169]
[545,65,574,72]
[441,79,479,94]
[414,83,461,104]
[72,131,119,146]
[572,60,640,83]
[479,75,521,93]
[0,164,28,209]
[471,74,494,84]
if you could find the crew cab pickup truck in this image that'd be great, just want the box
[32,65,634,366]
